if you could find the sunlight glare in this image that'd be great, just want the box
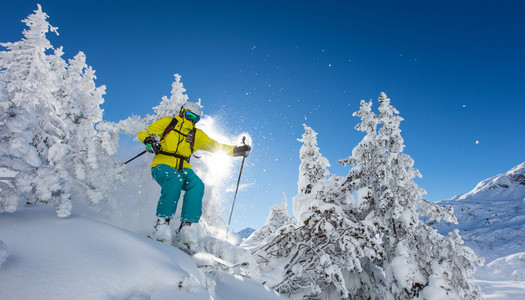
[196,115,252,187]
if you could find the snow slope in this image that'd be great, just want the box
[434,162,525,261]
[433,162,525,299]
[0,205,286,300]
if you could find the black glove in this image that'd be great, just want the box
[143,136,160,154]
[233,144,251,157]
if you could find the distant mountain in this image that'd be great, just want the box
[433,162,525,261]
[234,227,256,245]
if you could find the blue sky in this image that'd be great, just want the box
[2,1,524,231]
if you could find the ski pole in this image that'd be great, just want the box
[227,137,247,233]
[124,150,147,165]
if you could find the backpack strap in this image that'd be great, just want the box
[156,117,198,172]
[161,118,196,149]
[187,127,197,153]
[160,117,178,141]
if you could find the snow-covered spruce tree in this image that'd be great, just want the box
[112,73,190,137]
[0,5,126,216]
[0,5,72,216]
[293,124,331,223]
[251,125,381,299]
[57,51,127,208]
[338,93,482,299]
[144,73,189,124]
[297,124,330,195]
[255,177,381,299]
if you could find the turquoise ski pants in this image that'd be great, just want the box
[151,164,204,222]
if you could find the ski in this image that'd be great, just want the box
[173,241,196,256]
[193,252,250,275]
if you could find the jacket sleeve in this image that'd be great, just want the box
[137,117,172,143]
[194,129,235,156]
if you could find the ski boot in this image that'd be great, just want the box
[178,221,192,232]
[175,221,199,254]
[151,217,172,244]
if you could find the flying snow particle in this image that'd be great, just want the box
[463,105,467,108]
[475,140,480,144]
[328,64,332,67]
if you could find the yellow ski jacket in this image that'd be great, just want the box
[138,115,235,170]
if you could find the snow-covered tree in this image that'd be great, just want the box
[249,127,381,299]
[251,94,481,299]
[294,124,331,222]
[297,124,330,195]
[0,4,71,216]
[113,73,190,136]
[0,5,127,216]
[145,73,189,124]
[252,176,381,299]
[58,52,127,208]
[338,92,482,299]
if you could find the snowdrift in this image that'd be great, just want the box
[0,205,286,300]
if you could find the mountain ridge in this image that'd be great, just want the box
[451,162,525,201]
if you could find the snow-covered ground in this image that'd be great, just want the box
[1,204,524,299]
[475,252,525,299]
[474,255,525,299]
[0,205,286,300]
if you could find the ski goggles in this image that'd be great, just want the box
[184,110,200,123]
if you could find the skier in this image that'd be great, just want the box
[138,101,251,243]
